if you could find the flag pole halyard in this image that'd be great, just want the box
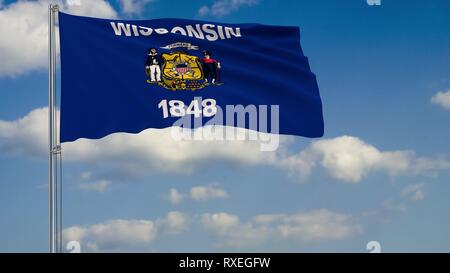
[48,3,60,253]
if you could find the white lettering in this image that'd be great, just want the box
[203,24,219,41]
[217,25,225,40]
[110,22,131,36]
[186,24,205,40]
[110,22,242,41]
[171,26,187,36]
[225,27,241,39]
[155,28,169,34]
[131,24,139,36]
[139,26,153,36]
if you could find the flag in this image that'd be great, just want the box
[59,12,324,143]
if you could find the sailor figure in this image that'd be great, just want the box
[200,50,221,84]
[145,48,162,82]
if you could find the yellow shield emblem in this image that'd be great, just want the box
[159,51,205,91]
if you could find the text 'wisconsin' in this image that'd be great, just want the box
[110,22,242,41]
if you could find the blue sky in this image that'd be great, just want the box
[1,0,450,252]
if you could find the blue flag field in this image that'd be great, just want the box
[59,12,324,142]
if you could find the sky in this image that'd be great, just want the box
[0,0,450,252]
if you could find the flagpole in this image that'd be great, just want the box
[48,3,59,253]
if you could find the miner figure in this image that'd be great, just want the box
[145,48,162,82]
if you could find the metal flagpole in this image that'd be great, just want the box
[48,3,60,253]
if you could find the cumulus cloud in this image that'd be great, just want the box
[0,107,48,157]
[431,90,450,110]
[63,209,359,251]
[119,0,154,15]
[60,126,281,176]
[61,0,117,18]
[63,211,187,252]
[0,0,117,77]
[200,209,362,248]
[201,212,240,235]
[63,219,157,252]
[287,136,413,182]
[283,136,450,183]
[2,108,450,184]
[276,210,362,242]
[0,108,279,172]
[167,188,184,205]
[160,211,189,234]
[166,184,229,205]
[190,184,229,201]
[198,0,259,17]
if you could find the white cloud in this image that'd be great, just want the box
[401,183,425,202]
[306,136,412,182]
[0,0,117,77]
[413,156,450,175]
[167,188,184,205]
[217,223,272,248]
[0,107,48,157]
[63,210,359,250]
[0,108,280,171]
[62,0,117,18]
[77,171,111,192]
[63,219,157,252]
[165,184,229,205]
[119,0,154,15]
[201,212,240,235]
[159,211,189,234]
[60,127,280,177]
[2,108,450,184]
[276,210,362,242]
[63,211,187,252]
[78,179,111,192]
[382,182,427,213]
[190,184,229,201]
[198,0,259,17]
[431,90,450,110]
[284,136,450,183]
[200,209,362,248]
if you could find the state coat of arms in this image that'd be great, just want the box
[145,43,222,91]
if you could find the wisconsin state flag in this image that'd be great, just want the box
[59,12,324,142]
